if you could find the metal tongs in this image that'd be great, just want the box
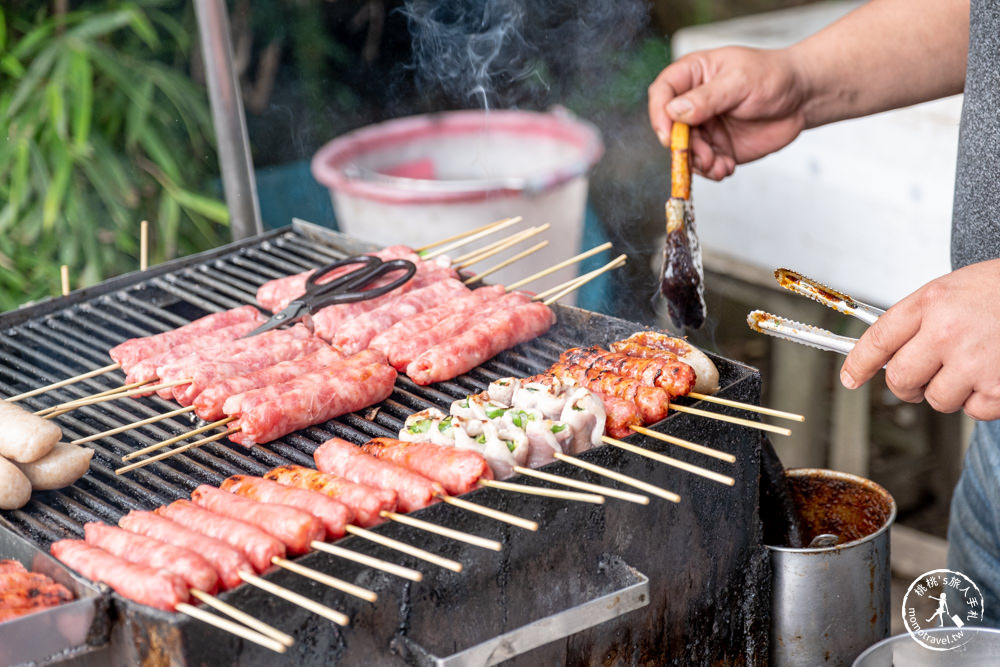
[245,255,417,337]
[747,268,885,356]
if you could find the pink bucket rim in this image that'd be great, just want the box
[310,109,604,205]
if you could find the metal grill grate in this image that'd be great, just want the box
[0,221,770,665]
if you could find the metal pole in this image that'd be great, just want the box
[194,0,263,240]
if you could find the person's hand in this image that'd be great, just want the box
[648,46,810,180]
[840,259,1000,420]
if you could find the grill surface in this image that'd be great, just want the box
[0,221,770,665]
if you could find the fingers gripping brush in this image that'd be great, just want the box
[659,121,706,330]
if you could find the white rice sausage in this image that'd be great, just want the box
[0,456,32,510]
[0,400,61,462]
[15,442,94,491]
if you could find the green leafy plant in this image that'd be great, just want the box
[0,2,228,310]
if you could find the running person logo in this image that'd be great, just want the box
[902,569,985,650]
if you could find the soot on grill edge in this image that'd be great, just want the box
[0,221,770,665]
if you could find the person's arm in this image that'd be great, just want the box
[791,0,969,128]
[648,0,969,179]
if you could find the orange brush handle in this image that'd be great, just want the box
[670,122,691,200]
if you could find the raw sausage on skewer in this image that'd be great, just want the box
[83,522,219,594]
[327,278,471,355]
[50,540,188,611]
[190,485,324,555]
[368,285,506,364]
[220,475,354,539]
[264,465,396,528]
[314,438,445,513]
[118,511,252,590]
[361,437,493,496]
[156,500,284,573]
[195,346,344,421]
[109,305,263,371]
[226,353,397,447]
[407,300,555,386]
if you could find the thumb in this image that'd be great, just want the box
[667,71,747,126]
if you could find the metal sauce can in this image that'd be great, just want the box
[767,468,897,666]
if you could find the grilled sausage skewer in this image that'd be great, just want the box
[315,438,538,531]
[49,540,287,653]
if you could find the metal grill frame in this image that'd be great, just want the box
[0,221,770,665]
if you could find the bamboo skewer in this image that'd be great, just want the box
[602,436,736,486]
[310,542,423,582]
[628,425,736,463]
[541,255,627,306]
[552,452,681,503]
[6,363,123,402]
[380,511,503,551]
[506,242,613,291]
[687,392,805,422]
[37,379,189,416]
[60,265,70,296]
[449,224,543,265]
[464,241,549,285]
[479,479,605,504]
[437,495,538,531]
[449,225,541,266]
[34,380,153,417]
[140,220,149,271]
[511,466,650,505]
[450,224,550,268]
[422,217,523,259]
[188,589,295,647]
[115,428,238,475]
[175,602,287,653]
[344,525,463,572]
[415,216,522,254]
[121,416,235,461]
[238,571,350,626]
[668,403,793,437]
[71,406,197,445]
[534,254,627,301]
[271,556,377,603]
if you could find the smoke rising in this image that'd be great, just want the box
[401,0,649,110]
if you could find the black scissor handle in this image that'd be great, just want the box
[305,256,417,309]
[305,255,382,293]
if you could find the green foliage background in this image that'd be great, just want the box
[0,1,228,311]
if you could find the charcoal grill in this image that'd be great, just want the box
[0,220,770,665]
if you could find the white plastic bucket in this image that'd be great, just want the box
[311,109,604,295]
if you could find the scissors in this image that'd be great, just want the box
[245,255,417,337]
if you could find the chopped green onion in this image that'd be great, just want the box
[476,434,487,444]
[407,419,432,434]
[438,416,453,433]
[505,440,516,452]
[551,423,568,433]
[486,405,507,420]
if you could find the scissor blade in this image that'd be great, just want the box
[241,303,305,338]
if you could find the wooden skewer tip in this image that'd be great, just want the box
[687,392,806,422]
